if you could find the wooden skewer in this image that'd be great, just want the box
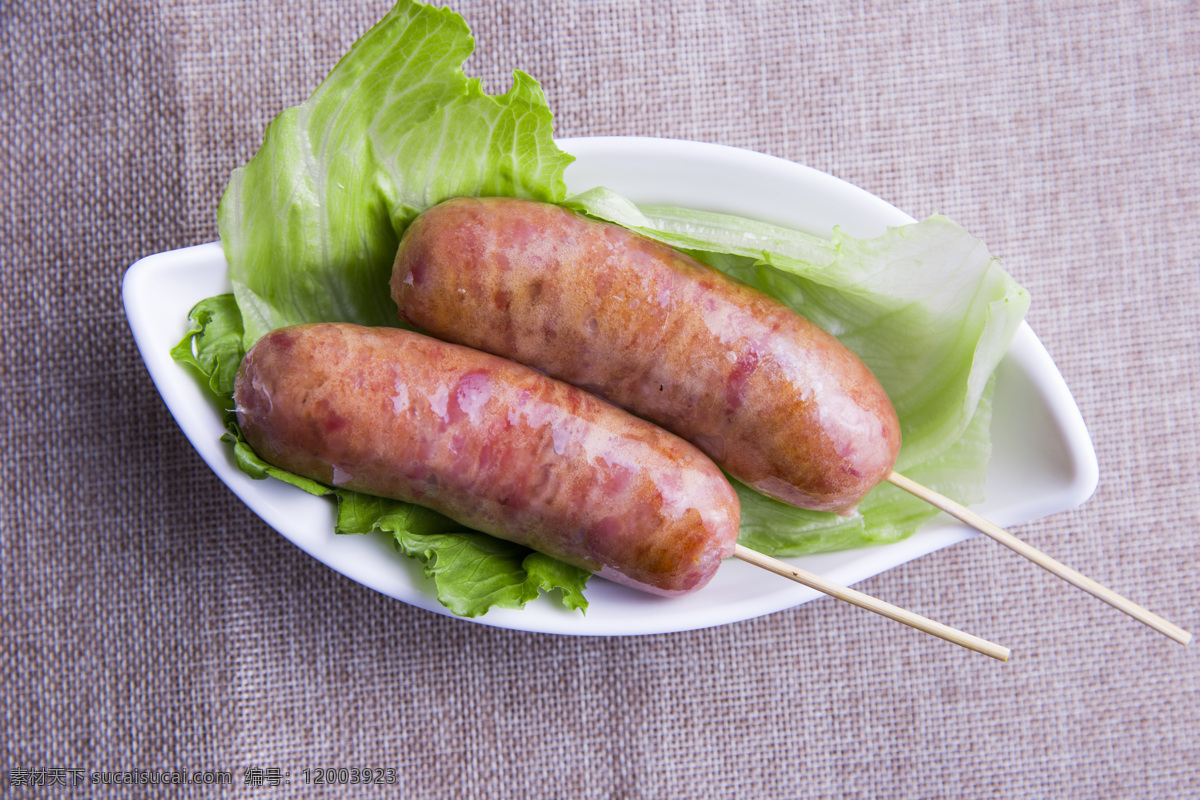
[886,471,1192,646]
[733,543,1011,661]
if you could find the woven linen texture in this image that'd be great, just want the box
[2,1,1196,797]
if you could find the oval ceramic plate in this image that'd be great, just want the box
[123,137,1098,635]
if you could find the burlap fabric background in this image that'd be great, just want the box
[3,1,1197,797]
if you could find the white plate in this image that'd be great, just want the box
[123,137,1098,636]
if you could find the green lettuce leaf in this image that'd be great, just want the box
[521,552,590,613]
[169,295,244,403]
[338,492,590,617]
[218,0,573,347]
[176,0,1030,610]
[568,188,1029,555]
[171,295,590,616]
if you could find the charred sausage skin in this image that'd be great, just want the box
[391,197,901,513]
[234,323,741,596]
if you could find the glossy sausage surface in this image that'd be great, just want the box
[391,197,901,513]
[234,323,741,596]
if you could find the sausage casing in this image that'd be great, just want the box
[391,197,901,513]
[234,323,741,596]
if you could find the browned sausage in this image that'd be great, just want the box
[391,197,901,513]
[234,323,741,596]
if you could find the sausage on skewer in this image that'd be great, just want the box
[391,196,901,514]
[234,322,742,596]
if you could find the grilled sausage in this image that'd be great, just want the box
[391,196,901,513]
[234,323,741,596]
